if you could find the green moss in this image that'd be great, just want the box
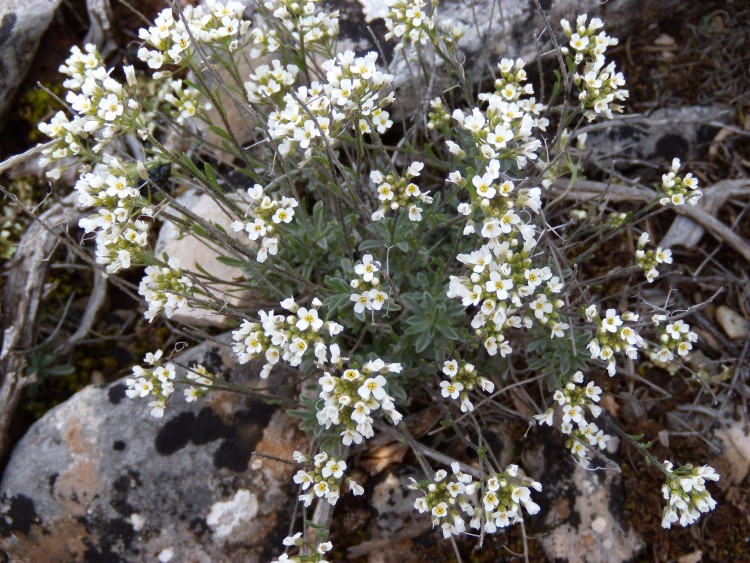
[17,82,65,142]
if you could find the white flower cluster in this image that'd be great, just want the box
[651,317,698,363]
[448,240,566,357]
[410,462,541,538]
[137,1,250,70]
[659,158,702,206]
[473,466,542,534]
[163,79,211,124]
[39,45,141,176]
[231,183,298,263]
[138,257,194,322]
[349,254,389,314]
[440,360,495,413]
[251,0,339,58]
[660,462,719,528]
[585,305,643,376]
[318,358,403,445]
[444,66,564,355]
[76,159,151,274]
[292,451,363,507]
[635,232,672,283]
[267,51,394,159]
[244,60,299,105]
[370,161,433,222]
[451,81,546,168]
[273,534,333,563]
[410,462,476,538]
[382,0,434,47]
[561,14,629,121]
[535,371,610,467]
[232,296,343,377]
[125,350,177,418]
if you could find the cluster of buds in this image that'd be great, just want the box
[292,451,363,507]
[585,305,644,376]
[560,14,628,120]
[659,158,702,206]
[349,254,389,314]
[231,184,299,263]
[635,232,673,283]
[440,360,495,413]
[125,350,177,418]
[232,296,343,378]
[651,317,698,363]
[660,462,719,528]
[427,97,451,131]
[317,358,403,445]
[535,371,610,467]
[370,162,433,222]
[138,257,194,322]
[244,60,299,105]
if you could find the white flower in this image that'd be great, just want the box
[440,380,463,400]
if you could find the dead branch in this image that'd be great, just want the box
[0,192,84,466]
[549,179,750,265]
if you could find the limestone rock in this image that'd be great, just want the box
[586,106,731,169]
[523,429,645,562]
[345,0,679,114]
[0,336,309,562]
[0,0,63,127]
[154,189,253,327]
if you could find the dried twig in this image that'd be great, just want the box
[0,193,83,466]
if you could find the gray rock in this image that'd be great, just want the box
[523,429,644,563]
[154,189,255,327]
[345,0,679,113]
[0,336,309,562]
[0,0,63,127]
[586,106,731,169]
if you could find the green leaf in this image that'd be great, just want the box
[404,320,431,335]
[400,293,423,312]
[216,256,248,268]
[434,323,459,340]
[359,239,381,251]
[414,329,433,353]
[204,163,219,189]
[208,125,232,142]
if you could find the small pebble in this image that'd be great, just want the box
[715,305,749,340]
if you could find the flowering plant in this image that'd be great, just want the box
[15,0,723,558]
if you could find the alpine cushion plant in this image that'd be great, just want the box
[25,0,722,558]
